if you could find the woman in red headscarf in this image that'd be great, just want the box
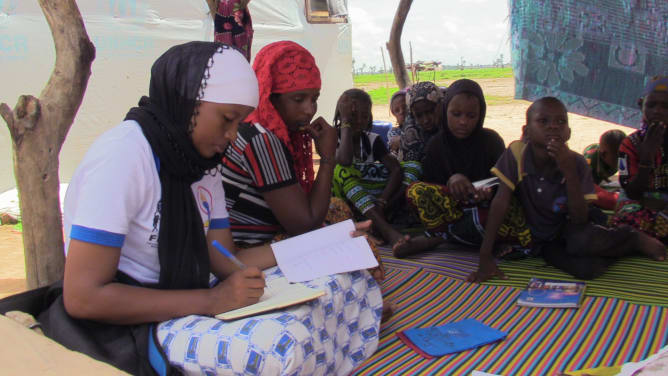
[221,41,341,243]
[222,41,386,282]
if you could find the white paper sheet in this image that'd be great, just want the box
[271,219,379,282]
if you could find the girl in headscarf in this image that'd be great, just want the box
[222,41,343,245]
[403,79,530,257]
[612,76,668,243]
[219,41,384,373]
[52,42,267,374]
[399,81,444,162]
[31,42,382,375]
[221,41,385,273]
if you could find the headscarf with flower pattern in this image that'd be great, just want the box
[406,81,443,110]
[246,41,322,192]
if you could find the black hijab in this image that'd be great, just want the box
[422,79,505,184]
[124,42,228,290]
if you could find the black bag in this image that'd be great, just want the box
[0,276,178,376]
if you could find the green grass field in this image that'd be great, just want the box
[357,67,514,105]
[353,67,512,85]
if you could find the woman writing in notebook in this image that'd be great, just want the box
[52,42,382,375]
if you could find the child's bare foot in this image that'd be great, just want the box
[392,235,444,258]
[635,231,667,261]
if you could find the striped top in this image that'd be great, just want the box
[222,122,297,245]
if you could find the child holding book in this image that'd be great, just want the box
[468,97,666,283]
[401,79,531,257]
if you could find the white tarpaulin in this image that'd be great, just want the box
[0,0,352,193]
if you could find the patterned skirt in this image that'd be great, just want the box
[332,161,422,215]
[156,267,383,375]
[406,181,532,250]
[611,192,668,243]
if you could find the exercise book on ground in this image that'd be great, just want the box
[397,318,507,358]
[271,219,379,282]
[516,278,586,308]
[215,277,324,321]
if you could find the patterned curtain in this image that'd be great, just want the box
[510,0,668,128]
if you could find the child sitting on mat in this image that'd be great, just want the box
[612,76,668,243]
[402,79,509,257]
[583,129,626,210]
[468,97,666,283]
[332,88,431,255]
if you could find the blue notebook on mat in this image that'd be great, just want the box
[398,318,507,358]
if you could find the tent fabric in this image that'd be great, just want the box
[351,266,668,375]
[510,0,668,128]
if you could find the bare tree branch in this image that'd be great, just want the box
[0,0,95,288]
[386,0,413,89]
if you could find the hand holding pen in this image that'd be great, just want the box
[208,240,265,314]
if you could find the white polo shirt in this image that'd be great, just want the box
[63,120,229,284]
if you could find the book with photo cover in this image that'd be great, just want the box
[516,278,586,308]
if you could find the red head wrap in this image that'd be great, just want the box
[246,41,321,192]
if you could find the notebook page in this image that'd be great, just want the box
[272,235,378,282]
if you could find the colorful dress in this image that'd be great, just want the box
[613,130,668,242]
[332,131,421,215]
[214,0,253,61]
[405,79,528,250]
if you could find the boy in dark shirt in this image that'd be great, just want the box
[468,97,665,283]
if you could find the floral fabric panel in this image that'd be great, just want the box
[510,0,668,128]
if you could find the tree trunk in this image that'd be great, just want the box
[0,0,95,289]
[386,0,413,89]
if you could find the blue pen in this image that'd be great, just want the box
[212,240,247,269]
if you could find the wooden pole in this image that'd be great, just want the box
[385,0,413,89]
[380,46,390,104]
[0,0,95,288]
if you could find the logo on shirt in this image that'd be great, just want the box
[196,186,213,228]
[147,200,161,248]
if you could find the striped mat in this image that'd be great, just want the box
[377,243,668,307]
[352,266,668,375]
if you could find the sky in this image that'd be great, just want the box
[349,0,512,70]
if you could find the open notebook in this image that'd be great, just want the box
[215,277,324,321]
[271,219,379,283]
